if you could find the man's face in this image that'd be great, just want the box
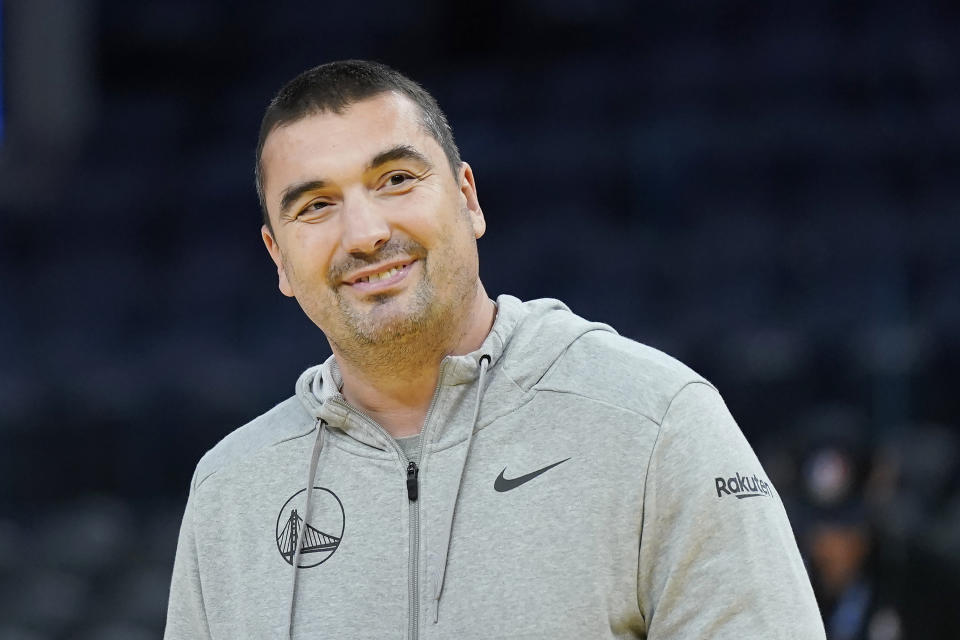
[260,92,485,355]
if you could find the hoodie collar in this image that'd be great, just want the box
[294,295,614,441]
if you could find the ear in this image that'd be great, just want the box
[261,225,295,297]
[458,162,486,239]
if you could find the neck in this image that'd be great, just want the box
[332,284,496,437]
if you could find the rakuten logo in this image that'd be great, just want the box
[715,473,772,499]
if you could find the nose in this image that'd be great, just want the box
[340,195,390,255]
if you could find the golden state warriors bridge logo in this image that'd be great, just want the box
[275,487,345,568]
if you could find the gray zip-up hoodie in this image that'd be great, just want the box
[164,295,825,639]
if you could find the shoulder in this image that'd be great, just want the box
[192,395,315,490]
[537,329,712,425]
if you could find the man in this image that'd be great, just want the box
[165,60,825,639]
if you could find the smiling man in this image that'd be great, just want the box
[258,91,494,436]
[164,61,826,639]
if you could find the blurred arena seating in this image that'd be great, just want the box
[0,0,958,637]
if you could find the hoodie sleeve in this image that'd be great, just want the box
[636,381,825,639]
[164,471,213,640]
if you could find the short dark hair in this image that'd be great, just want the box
[255,60,462,231]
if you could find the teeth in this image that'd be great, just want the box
[360,266,402,284]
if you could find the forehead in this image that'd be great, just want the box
[261,93,433,189]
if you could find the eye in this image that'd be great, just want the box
[296,199,331,220]
[376,170,420,194]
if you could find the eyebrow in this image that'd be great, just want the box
[365,144,433,173]
[277,145,433,217]
[279,179,328,216]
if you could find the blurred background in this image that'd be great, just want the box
[1,0,958,638]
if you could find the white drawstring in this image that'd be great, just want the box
[432,354,490,623]
[288,418,326,638]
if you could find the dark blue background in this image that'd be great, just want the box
[0,1,958,637]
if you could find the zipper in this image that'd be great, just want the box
[406,457,421,640]
[326,359,449,640]
[407,462,419,501]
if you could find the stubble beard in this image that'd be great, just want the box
[327,240,477,375]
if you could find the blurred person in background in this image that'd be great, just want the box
[799,435,903,640]
[163,60,825,639]
[807,509,900,640]
[790,413,960,639]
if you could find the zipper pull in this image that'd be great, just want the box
[406,461,419,502]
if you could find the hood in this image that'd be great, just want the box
[293,294,618,441]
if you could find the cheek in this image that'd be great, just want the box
[287,228,338,268]
[395,189,459,237]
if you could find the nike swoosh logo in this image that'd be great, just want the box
[494,458,571,492]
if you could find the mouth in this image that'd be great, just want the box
[344,259,418,292]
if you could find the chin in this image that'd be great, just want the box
[348,297,434,344]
